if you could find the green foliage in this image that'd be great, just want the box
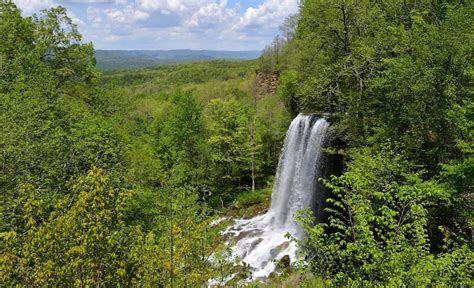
[296,149,472,286]
[1,167,132,286]
[259,13,299,73]
[367,4,472,168]
[5,0,471,285]
[254,96,291,179]
[228,188,272,219]
[2,2,264,286]
[203,91,289,205]
[287,2,473,285]
[100,58,289,203]
[128,186,217,287]
[0,1,109,235]
[294,0,473,156]
[232,188,271,209]
[248,272,327,288]
[438,124,474,246]
[158,90,208,188]
[259,37,284,72]
[205,97,253,201]
[101,60,256,89]
[277,70,299,117]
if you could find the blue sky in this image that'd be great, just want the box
[14,0,299,51]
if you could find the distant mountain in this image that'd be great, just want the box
[94,49,261,70]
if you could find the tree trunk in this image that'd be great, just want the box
[251,80,258,192]
[169,193,174,288]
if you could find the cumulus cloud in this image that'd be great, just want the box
[138,0,188,12]
[15,0,55,14]
[185,0,236,29]
[13,0,299,50]
[87,6,103,25]
[58,0,117,3]
[236,0,298,30]
[105,5,149,24]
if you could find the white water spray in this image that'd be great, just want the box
[223,114,330,279]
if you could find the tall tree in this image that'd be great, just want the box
[204,97,252,204]
[158,90,207,187]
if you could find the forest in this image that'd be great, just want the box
[0,0,472,287]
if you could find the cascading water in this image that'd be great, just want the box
[222,114,330,280]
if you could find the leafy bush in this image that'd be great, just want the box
[296,149,472,286]
[232,188,272,209]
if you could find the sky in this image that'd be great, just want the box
[13,0,299,51]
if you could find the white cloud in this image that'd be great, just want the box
[105,5,149,24]
[14,0,55,14]
[68,10,85,26]
[59,0,117,3]
[13,0,300,50]
[87,6,103,26]
[133,9,149,21]
[138,0,187,13]
[185,0,236,29]
[59,0,133,4]
[104,34,123,42]
[235,0,298,30]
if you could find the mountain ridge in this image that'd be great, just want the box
[95,49,261,70]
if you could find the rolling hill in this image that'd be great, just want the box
[94,49,261,70]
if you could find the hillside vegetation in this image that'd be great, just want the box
[1,0,472,287]
[259,0,473,286]
[0,2,289,285]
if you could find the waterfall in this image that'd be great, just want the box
[222,114,330,279]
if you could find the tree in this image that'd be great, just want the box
[292,1,473,285]
[128,185,218,288]
[204,97,253,204]
[296,149,472,286]
[1,2,115,235]
[295,0,472,157]
[254,94,291,181]
[280,13,300,42]
[157,90,207,187]
[368,3,473,169]
[1,167,132,286]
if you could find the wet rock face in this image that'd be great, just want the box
[270,241,290,258]
[240,237,264,260]
[279,255,291,268]
[250,238,264,251]
[234,229,262,242]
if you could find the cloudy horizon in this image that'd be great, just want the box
[13,0,299,51]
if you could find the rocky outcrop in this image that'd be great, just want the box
[255,71,279,98]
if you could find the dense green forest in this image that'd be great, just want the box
[272,0,473,286]
[1,0,472,287]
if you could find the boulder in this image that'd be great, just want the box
[279,254,291,268]
[269,241,290,258]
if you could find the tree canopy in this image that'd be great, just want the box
[1,0,472,286]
